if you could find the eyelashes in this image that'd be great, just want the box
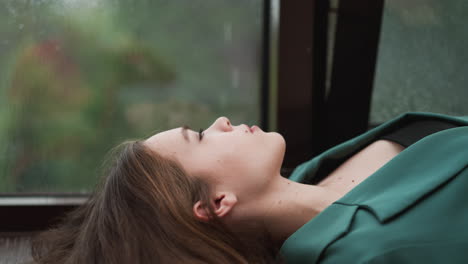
[198,128,205,141]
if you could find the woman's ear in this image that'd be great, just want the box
[193,192,237,222]
[193,201,211,222]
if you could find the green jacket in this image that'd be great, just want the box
[280,112,468,264]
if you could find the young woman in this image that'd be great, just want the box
[32,112,468,263]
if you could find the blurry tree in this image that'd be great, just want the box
[0,0,263,192]
[3,3,177,192]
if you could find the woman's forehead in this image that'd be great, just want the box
[144,127,191,155]
[146,128,180,145]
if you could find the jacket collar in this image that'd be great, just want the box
[287,112,468,186]
[280,204,359,263]
[339,125,468,223]
[281,112,468,263]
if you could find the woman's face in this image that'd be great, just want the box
[144,117,285,200]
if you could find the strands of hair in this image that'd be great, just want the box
[30,140,283,264]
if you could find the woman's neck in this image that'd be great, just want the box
[255,140,406,244]
[255,176,342,244]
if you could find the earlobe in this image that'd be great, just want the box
[193,192,237,222]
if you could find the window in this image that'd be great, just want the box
[370,0,468,124]
[0,0,265,193]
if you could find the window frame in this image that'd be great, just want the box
[317,0,385,152]
[0,194,85,232]
[276,0,385,167]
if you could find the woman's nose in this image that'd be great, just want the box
[210,116,232,132]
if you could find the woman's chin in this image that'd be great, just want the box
[270,133,286,168]
[271,132,286,150]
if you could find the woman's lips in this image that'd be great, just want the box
[250,125,260,133]
[242,124,260,133]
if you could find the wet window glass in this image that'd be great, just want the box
[0,0,263,193]
[370,0,468,124]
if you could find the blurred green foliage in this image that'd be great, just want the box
[0,0,262,192]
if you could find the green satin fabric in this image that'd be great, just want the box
[281,112,468,264]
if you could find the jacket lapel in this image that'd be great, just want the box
[339,126,468,223]
[282,112,468,263]
[280,204,359,263]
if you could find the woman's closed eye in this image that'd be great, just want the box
[198,128,205,141]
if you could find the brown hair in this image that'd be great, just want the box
[31,140,281,263]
